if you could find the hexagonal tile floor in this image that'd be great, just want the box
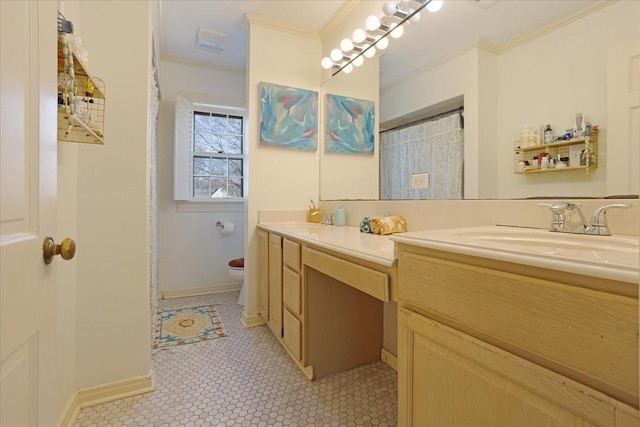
[73,291,398,426]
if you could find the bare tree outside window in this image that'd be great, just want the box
[192,111,244,198]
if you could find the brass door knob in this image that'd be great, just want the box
[43,237,76,264]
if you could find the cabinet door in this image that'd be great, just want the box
[399,308,608,427]
[283,308,301,361]
[257,230,269,320]
[268,234,283,337]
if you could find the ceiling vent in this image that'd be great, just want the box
[196,27,229,53]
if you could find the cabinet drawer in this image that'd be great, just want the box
[283,239,301,272]
[303,247,389,302]
[283,308,301,361]
[283,266,301,316]
[398,252,639,407]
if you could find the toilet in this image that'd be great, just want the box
[228,258,245,305]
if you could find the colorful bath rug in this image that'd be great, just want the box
[153,305,226,351]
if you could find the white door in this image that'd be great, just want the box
[1,1,59,426]
[607,38,640,196]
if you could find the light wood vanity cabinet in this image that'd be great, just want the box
[397,243,639,427]
[257,230,269,321]
[257,226,396,380]
[267,233,283,337]
[282,239,303,362]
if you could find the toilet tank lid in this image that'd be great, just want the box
[228,258,244,268]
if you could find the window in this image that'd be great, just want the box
[192,111,244,198]
[174,93,246,203]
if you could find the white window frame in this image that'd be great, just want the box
[174,93,247,212]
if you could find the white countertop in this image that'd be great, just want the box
[390,226,639,284]
[258,222,396,267]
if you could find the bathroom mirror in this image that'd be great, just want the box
[319,0,639,201]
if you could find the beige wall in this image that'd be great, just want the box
[157,60,245,294]
[56,0,81,417]
[73,0,152,388]
[319,0,381,201]
[245,22,322,316]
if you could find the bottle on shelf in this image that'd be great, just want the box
[544,124,553,144]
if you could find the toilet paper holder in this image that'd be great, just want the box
[216,221,235,235]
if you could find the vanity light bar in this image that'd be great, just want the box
[321,0,443,76]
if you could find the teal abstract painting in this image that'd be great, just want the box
[325,94,375,154]
[259,82,318,151]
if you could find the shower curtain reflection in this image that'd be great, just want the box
[380,109,464,200]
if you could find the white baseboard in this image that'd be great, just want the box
[161,284,241,299]
[241,312,266,328]
[381,348,398,372]
[58,373,154,427]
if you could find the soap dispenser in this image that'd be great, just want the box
[333,202,346,226]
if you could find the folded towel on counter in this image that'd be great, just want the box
[359,217,372,233]
[369,216,407,235]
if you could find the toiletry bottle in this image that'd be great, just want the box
[334,203,346,226]
[544,124,553,144]
[540,156,549,170]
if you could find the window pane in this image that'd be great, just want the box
[193,177,210,198]
[210,177,228,198]
[229,159,243,177]
[193,157,210,175]
[222,135,243,154]
[194,133,212,152]
[194,112,210,133]
[208,135,225,153]
[229,178,243,198]
[228,117,243,135]
[210,115,227,134]
[211,158,227,176]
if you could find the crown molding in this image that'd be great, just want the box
[160,55,246,75]
[243,12,320,39]
[383,1,618,90]
[498,0,618,54]
[319,0,361,39]
[383,39,496,91]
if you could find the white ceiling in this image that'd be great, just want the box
[157,0,600,87]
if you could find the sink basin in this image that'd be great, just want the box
[391,226,639,283]
[451,227,638,253]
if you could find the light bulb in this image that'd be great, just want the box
[321,57,333,69]
[377,37,389,50]
[382,1,397,16]
[364,46,376,58]
[343,64,353,74]
[352,28,366,43]
[340,38,354,52]
[408,10,421,24]
[390,24,404,39]
[365,15,380,31]
[330,48,343,62]
[353,55,364,67]
[427,0,443,13]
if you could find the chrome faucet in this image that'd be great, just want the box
[538,202,631,236]
[310,210,332,225]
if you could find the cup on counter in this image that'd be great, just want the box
[531,159,539,168]
[307,208,322,223]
